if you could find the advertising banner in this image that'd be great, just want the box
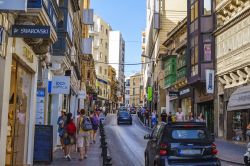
[205,69,214,94]
[0,0,27,11]
[51,76,70,94]
[78,90,86,99]
[36,88,45,125]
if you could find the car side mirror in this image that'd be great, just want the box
[211,133,215,142]
[144,134,151,140]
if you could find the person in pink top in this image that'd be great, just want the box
[176,108,184,122]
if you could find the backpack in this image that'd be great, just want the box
[66,121,76,135]
[81,116,92,131]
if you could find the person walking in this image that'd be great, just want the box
[168,112,173,123]
[160,110,167,122]
[90,111,99,144]
[57,109,67,151]
[151,110,157,128]
[176,108,184,122]
[77,109,92,161]
[64,112,76,161]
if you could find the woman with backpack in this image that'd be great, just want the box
[77,109,92,161]
[64,112,76,161]
[90,111,99,144]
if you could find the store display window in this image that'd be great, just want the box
[6,59,32,165]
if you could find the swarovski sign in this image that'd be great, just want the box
[0,0,27,11]
[12,25,50,38]
[51,76,70,94]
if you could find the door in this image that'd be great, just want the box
[6,59,32,166]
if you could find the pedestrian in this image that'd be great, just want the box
[90,111,99,144]
[151,110,157,127]
[64,112,76,161]
[176,108,184,122]
[77,109,92,161]
[197,112,205,122]
[160,110,167,122]
[168,112,172,123]
[57,109,67,151]
[188,111,194,121]
[145,109,149,126]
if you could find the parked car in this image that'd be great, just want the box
[244,131,250,165]
[144,122,221,166]
[117,111,132,125]
[130,107,136,114]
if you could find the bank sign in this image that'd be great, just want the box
[12,25,50,38]
[51,76,70,94]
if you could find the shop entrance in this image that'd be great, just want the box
[197,101,214,133]
[6,59,32,166]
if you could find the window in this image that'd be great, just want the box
[133,88,135,95]
[67,13,73,41]
[204,43,211,61]
[105,42,108,49]
[105,69,107,75]
[105,56,107,63]
[99,66,102,74]
[171,129,206,140]
[106,29,108,35]
[190,1,198,22]
[191,64,198,76]
[203,0,211,15]
[99,53,102,59]
[101,25,103,31]
[100,39,103,46]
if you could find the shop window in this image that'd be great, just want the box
[203,0,212,16]
[6,60,32,165]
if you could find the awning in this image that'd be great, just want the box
[227,85,250,111]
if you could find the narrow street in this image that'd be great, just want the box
[103,114,244,166]
[104,114,150,166]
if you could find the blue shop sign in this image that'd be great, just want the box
[12,25,50,38]
[37,88,45,97]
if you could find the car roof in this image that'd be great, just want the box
[161,122,207,128]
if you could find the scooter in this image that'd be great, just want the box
[244,131,250,166]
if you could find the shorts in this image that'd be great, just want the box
[64,134,76,145]
[77,132,90,148]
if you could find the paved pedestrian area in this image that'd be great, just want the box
[216,138,245,165]
[35,133,102,166]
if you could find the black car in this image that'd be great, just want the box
[117,111,132,125]
[144,122,221,166]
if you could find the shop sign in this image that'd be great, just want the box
[51,76,70,94]
[78,90,86,99]
[0,0,27,11]
[205,69,214,94]
[23,46,34,63]
[12,25,50,38]
[147,87,152,102]
[36,88,45,125]
[179,88,190,96]
[169,91,179,97]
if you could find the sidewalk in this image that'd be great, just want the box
[35,132,102,166]
[216,138,245,165]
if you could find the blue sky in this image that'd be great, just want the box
[91,0,146,77]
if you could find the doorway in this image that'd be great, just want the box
[197,101,214,133]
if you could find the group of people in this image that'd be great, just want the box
[160,108,206,123]
[57,108,100,161]
[138,107,206,128]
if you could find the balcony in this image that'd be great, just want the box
[83,9,94,25]
[16,0,60,54]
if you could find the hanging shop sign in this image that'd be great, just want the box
[169,91,179,97]
[36,88,45,125]
[147,87,153,102]
[205,69,214,94]
[51,76,70,94]
[179,88,190,96]
[12,25,50,38]
[0,0,27,11]
[78,90,86,99]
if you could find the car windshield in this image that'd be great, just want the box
[119,111,129,117]
[171,129,206,140]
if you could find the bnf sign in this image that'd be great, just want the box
[51,76,70,94]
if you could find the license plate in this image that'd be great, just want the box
[180,149,201,155]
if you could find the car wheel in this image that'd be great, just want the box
[145,153,149,166]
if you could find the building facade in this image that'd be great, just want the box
[109,31,125,107]
[144,0,187,114]
[163,18,191,119]
[90,15,111,108]
[130,73,143,108]
[108,65,118,111]
[125,78,131,107]
[186,0,215,133]
[214,0,250,141]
